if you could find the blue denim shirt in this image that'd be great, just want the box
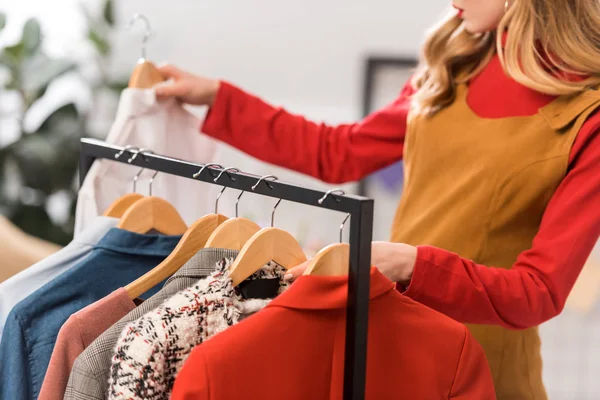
[0,228,181,400]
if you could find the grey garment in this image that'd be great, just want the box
[64,248,238,400]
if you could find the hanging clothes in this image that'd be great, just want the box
[107,258,288,400]
[0,216,117,343]
[38,288,136,400]
[0,229,181,400]
[65,248,238,400]
[171,268,496,400]
[75,88,221,236]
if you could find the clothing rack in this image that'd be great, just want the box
[79,138,374,400]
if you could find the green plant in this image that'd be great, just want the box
[0,1,126,245]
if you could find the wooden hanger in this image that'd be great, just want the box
[129,60,164,89]
[204,190,261,250]
[104,193,144,218]
[227,179,307,286]
[127,14,164,89]
[117,161,187,235]
[103,159,146,218]
[228,227,307,286]
[125,213,227,299]
[117,196,187,235]
[303,209,352,277]
[303,243,349,277]
[124,164,231,299]
[205,217,260,250]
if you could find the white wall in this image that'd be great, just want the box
[113,1,447,112]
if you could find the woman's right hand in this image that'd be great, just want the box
[155,65,221,106]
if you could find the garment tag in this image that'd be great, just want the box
[237,278,280,299]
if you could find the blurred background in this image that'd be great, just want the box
[0,1,598,398]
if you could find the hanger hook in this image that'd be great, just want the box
[128,13,153,60]
[127,148,154,163]
[251,174,278,191]
[115,145,140,160]
[193,163,224,179]
[318,188,346,205]
[339,213,351,243]
[126,148,146,193]
[132,167,145,193]
[252,174,280,226]
[213,167,240,183]
[271,198,283,228]
[149,170,159,196]
[213,167,240,214]
[235,191,247,218]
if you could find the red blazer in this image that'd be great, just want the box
[172,268,495,400]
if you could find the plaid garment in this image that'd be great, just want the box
[107,258,288,400]
[64,248,238,400]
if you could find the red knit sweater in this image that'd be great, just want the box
[201,52,600,330]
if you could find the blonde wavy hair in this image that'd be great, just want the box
[412,0,600,115]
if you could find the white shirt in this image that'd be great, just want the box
[0,216,117,342]
[75,89,220,235]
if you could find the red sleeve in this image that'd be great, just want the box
[201,81,413,183]
[403,113,600,330]
[171,348,210,400]
[449,328,496,399]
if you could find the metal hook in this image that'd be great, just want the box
[126,148,146,193]
[193,163,225,213]
[252,174,280,226]
[212,167,240,214]
[318,188,346,205]
[212,187,226,214]
[193,163,224,179]
[235,191,244,218]
[140,149,154,163]
[271,198,283,228]
[213,167,240,183]
[128,13,153,60]
[115,145,140,160]
[251,174,278,191]
[148,170,159,196]
[127,148,154,164]
[339,213,350,243]
[132,168,145,193]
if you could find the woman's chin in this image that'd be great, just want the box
[462,20,499,35]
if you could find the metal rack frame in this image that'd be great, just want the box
[78,138,374,400]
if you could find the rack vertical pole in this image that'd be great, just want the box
[344,200,373,400]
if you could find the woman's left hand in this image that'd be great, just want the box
[284,241,417,283]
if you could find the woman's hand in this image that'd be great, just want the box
[284,241,417,283]
[155,64,221,106]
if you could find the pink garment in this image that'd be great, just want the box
[38,288,135,400]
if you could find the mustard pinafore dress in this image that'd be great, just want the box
[391,83,600,399]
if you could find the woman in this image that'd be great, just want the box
[156,0,600,398]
